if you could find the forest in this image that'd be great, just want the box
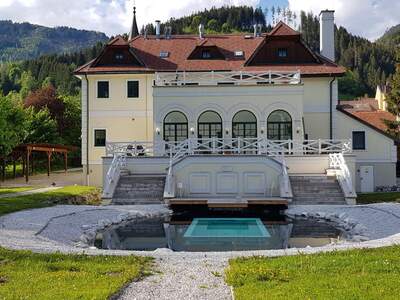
[0,5,398,165]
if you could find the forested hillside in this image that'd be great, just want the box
[0,20,108,61]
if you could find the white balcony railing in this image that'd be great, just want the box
[106,138,352,158]
[154,70,301,86]
[329,153,357,199]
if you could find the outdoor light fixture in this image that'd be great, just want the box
[190,127,195,135]
[156,127,160,135]
[225,128,229,135]
[260,127,265,134]
[296,127,301,134]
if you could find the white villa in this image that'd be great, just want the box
[75,9,398,207]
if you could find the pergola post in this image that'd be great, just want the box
[13,159,16,179]
[64,152,68,173]
[25,149,30,183]
[1,158,5,182]
[47,151,52,177]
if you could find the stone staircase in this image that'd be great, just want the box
[112,170,166,205]
[289,175,346,205]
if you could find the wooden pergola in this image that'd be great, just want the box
[1,144,77,182]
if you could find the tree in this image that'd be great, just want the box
[24,85,66,135]
[207,19,219,32]
[60,94,81,146]
[221,23,231,33]
[0,93,26,158]
[23,107,60,144]
[384,49,400,138]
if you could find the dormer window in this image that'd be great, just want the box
[159,51,169,58]
[202,50,211,59]
[115,53,124,61]
[278,48,288,58]
[234,50,244,57]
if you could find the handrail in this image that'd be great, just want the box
[102,154,126,199]
[154,70,301,86]
[106,138,352,157]
[329,153,357,199]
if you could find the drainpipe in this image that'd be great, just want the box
[84,74,90,186]
[329,77,336,140]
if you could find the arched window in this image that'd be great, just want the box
[198,111,222,140]
[267,110,292,140]
[232,110,257,138]
[163,111,188,143]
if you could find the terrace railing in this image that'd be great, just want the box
[104,138,352,199]
[106,138,352,158]
[154,70,301,86]
[329,153,357,199]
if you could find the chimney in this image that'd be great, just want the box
[199,23,204,39]
[319,10,335,61]
[155,20,161,39]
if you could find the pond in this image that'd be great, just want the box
[95,208,344,252]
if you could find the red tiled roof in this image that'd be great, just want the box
[350,111,396,132]
[75,22,345,76]
[269,21,300,36]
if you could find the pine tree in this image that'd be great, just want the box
[385,49,400,138]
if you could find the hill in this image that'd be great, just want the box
[0,20,108,61]
[378,24,400,46]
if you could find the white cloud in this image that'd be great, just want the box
[288,0,400,40]
[0,0,259,37]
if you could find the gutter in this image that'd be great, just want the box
[329,77,336,139]
[84,74,90,186]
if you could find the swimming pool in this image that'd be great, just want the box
[95,209,344,252]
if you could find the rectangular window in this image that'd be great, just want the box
[278,48,288,58]
[97,81,109,98]
[352,131,366,150]
[127,81,139,98]
[94,129,106,147]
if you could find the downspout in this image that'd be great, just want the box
[84,74,89,186]
[329,77,336,140]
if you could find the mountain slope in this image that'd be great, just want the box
[0,20,108,61]
[378,24,400,46]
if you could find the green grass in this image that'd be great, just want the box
[226,246,400,300]
[0,186,36,195]
[0,247,152,300]
[357,192,400,204]
[0,185,100,216]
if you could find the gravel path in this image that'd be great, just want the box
[1,203,400,299]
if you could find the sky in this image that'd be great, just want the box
[0,0,399,41]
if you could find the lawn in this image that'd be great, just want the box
[226,246,400,300]
[0,186,36,195]
[0,185,100,216]
[0,247,152,300]
[357,192,400,204]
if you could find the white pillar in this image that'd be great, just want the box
[319,10,335,62]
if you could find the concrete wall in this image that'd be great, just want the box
[82,73,154,186]
[172,156,282,198]
[336,111,397,191]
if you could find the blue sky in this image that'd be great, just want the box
[0,0,398,41]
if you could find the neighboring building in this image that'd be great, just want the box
[338,92,400,182]
[74,9,397,206]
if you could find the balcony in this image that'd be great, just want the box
[154,71,301,87]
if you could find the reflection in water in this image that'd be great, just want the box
[95,210,342,252]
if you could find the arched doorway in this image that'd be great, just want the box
[267,110,292,140]
[163,111,188,143]
[232,110,257,139]
[197,111,223,140]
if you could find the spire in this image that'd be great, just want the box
[129,6,139,40]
